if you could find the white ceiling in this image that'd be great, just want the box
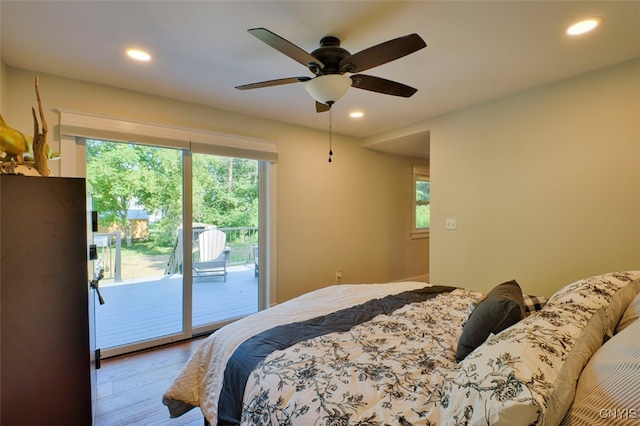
[1,1,639,157]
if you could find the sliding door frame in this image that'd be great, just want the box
[59,110,277,356]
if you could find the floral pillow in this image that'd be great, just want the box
[443,272,640,425]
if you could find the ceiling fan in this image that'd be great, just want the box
[235,28,427,112]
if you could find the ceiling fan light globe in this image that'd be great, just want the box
[305,74,352,105]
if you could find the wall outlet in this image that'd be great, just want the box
[336,271,343,284]
[445,218,457,230]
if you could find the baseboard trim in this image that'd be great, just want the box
[396,274,430,283]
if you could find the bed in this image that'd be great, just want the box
[163,271,640,425]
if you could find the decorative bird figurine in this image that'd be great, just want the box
[0,113,59,163]
[0,114,30,162]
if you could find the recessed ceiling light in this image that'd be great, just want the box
[350,111,364,118]
[125,48,151,61]
[566,18,601,36]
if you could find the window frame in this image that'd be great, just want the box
[412,165,430,239]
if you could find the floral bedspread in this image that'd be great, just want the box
[241,287,477,425]
[163,272,640,426]
[162,281,470,424]
[240,272,639,426]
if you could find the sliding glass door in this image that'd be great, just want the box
[191,153,259,330]
[87,140,185,355]
[87,141,261,357]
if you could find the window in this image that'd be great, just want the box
[412,165,430,238]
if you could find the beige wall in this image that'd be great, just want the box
[373,59,640,297]
[3,67,428,303]
[8,59,635,300]
[0,60,7,114]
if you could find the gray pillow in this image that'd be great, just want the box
[456,279,525,362]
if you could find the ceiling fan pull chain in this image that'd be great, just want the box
[328,103,333,163]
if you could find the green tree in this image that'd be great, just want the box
[192,155,258,228]
[87,140,182,246]
[87,141,258,248]
[416,180,430,228]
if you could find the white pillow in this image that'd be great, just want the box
[615,291,640,334]
[560,317,640,425]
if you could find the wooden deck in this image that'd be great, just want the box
[96,265,258,350]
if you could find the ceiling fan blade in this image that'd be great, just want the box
[315,101,331,113]
[350,74,418,97]
[235,76,311,90]
[340,34,426,73]
[248,28,324,70]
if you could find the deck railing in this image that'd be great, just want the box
[165,226,258,275]
[95,227,258,281]
[218,227,259,265]
[94,232,123,282]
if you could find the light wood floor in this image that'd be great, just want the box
[96,336,208,426]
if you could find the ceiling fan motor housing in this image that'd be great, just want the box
[309,36,351,75]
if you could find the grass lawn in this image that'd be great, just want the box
[100,240,171,283]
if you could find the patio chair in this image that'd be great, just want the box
[193,228,230,281]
